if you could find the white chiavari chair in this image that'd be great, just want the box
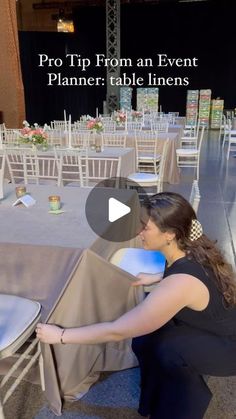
[56,148,85,187]
[82,156,121,187]
[0,294,43,419]
[222,117,232,149]
[24,153,59,185]
[226,125,236,160]
[127,139,169,194]
[135,131,161,174]
[5,148,36,185]
[181,120,200,148]
[176,126,205,181]
[3,129,21,146]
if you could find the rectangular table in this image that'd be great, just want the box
[0,184,144,415]
[4,146,136,182]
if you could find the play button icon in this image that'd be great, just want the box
[108,198,131,222]
[85,177,149,242]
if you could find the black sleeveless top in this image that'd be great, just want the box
[163,257,236,337]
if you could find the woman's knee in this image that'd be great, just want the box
[150,340,186,372]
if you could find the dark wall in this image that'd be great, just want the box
[19,0,236,123]
[121,1,236,113]
[19,6,106,125]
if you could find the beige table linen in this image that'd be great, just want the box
[0,184,144,415]
[168,124,184,138]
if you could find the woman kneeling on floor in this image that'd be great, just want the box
[36,192,236,419]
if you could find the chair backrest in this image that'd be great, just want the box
[74,121,89,131]
[127,121,143,131]
[51,120,67,130]
[25,154,59,184]
[99,115,112,122]
[71,131,91,148]
[6,148,36,184]
[135,132,160,163]
[81,156,121,186]
[99,114,111,120]
[103,121,116,132]
[189,180,201,214]
[3,128,21,145]
[46,129,63,146]
[184,119,200,137]
[101,132,127,147]
[56,148,85,187]
[150,121,169,132]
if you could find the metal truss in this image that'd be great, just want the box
[106,0,120,113]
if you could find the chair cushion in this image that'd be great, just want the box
[176,148,198,155]
[0,294,41,352]
[128,172,159,182]
[110,248,166,276]
[139,154,161,161]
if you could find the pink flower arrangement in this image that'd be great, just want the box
[20,121,48,145]
[115,111,126,124]
[86,119,103,133]
[132,111,143,120]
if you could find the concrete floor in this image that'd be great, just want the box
[1,130,236,419]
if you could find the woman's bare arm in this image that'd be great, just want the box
[132,272,163,286]
[36,273,208,344]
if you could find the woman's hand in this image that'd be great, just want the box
[131,272,163,286]
[36,323,63,344]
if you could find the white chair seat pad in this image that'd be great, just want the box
[139,154,161,160]
[176,148,198,155]
[0,294,41,352]
[110,248,166,276]
[128,172,159,182]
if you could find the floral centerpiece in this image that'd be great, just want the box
[19,121,49,147]
[86,118,103,133]
[132,111,143,121]
[80,114,93,122]
[114,110,126,125]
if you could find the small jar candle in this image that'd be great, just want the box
[95,145,101,153]
[15,186,26,198]
[48,195,61,211]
